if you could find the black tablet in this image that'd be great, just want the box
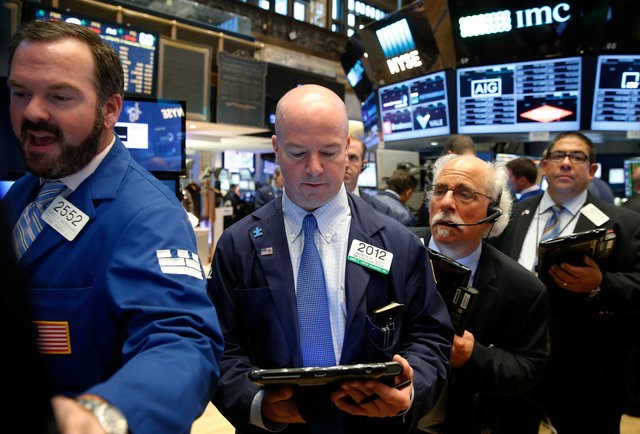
[537,228,616,285]
[248,361,402,386]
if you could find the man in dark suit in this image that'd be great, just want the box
[254,167,284,209]
[412,154,549,434]
[207,84,453,434]
[492,132,640,433]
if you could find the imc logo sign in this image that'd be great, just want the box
[459,2,571,38]
[471,78,502,97]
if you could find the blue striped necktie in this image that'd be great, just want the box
[541,204,564,243]
[296,214,335,367]
[13,181,66,259]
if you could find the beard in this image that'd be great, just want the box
[20,107,105,179]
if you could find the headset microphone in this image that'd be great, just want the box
[441,207,503,227]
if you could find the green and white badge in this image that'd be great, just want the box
[348,239,393,274]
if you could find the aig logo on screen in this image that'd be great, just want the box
[471,78,502,97]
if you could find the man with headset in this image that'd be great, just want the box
[412,154,549,434]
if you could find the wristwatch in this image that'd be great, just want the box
[76,397,128,434]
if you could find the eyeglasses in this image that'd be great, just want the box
[546,151,589,164]
[431,184,492,204]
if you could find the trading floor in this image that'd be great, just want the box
[190,402,640,434]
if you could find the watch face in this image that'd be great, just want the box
[77,399,128,434]
[99,404,128,434]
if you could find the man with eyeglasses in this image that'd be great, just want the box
[492,131,640,433]
[411,154,549,434]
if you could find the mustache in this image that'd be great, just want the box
[431,211,464,226]
[21,120,61,137]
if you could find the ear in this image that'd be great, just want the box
[103,94,123,130]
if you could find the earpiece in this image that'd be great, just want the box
[485,192,503,223]
[360,161,368,173]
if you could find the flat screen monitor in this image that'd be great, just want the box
[361,91,380,149]
[609,167,625,185]
[356,0,440,85]
[115,96,186,177]
[341,34,375,102]
[0,179,15,200]
[378,69,452,143]
[624,158,640,197]
[456,56,582,134]
[224,151,255,171]
[357,161,378,189]
[34,6,158,97]
[448,0,605,67]
[590,54,640,132]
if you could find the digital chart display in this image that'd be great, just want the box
[456,56,582,134]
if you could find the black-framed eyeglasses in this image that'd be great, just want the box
[431,183,492,204]
[546,151,589,164]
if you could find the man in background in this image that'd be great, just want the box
[374,168,418,226]
[207,84,452,434]
[492,131,640,433]
[506,157,542,202]
[343,136,404,220]
[3,20,223,434]
[254,166,284,209]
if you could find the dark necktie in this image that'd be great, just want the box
[13,181,66,259]
[296,214,335,367]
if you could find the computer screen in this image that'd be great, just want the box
[357,162,378,189]
[34,6,158,97]
[456,56,582,134]
[624,158,640,197]
[0,179,14,200]
[609,167,625,185]
[378,69,453,143]
[224,151,255,171]
[590,54,640,132]
[115,96,186,177]
[361,91,380,149]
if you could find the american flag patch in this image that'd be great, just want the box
[156,249,204,280]
[260,247,274,256]
[35,321,71,354]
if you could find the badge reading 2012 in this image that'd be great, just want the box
[348,240,393,274]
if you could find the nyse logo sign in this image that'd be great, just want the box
[459,2,571,38]
[471,78,502,98]
[387,50,423,75]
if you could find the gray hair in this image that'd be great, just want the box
[425,154,513,238]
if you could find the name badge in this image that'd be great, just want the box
[580,203,609,226]
[348,239,393,274]
[42,196,89,241]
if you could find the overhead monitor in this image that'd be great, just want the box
[448,0,606,66]
[378,69,453,143]
[115,96,186,177]
[456,56,582,135]
[356,0,440,85]
[224,151,255,171]
[361,91,380,149]
[34,6,158,97]
[341,34,375,102]
[590,54,640,132]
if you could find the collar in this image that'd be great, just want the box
[383,189,401,200]
[538,189,588,217]
[43,135,115,191]
[283,184,350,244]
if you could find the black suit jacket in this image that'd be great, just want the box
[413,228,550,434]
[491,193,640,389]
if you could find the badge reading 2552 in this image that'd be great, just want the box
[347,240,393,274]
[42,196,89,241]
